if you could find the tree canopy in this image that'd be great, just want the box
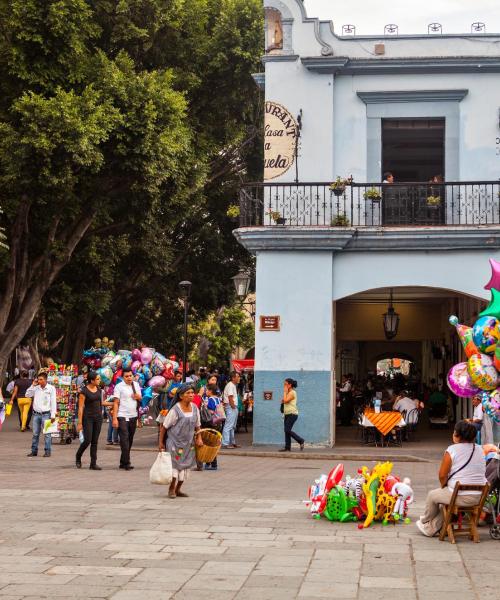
[0,0,262,374]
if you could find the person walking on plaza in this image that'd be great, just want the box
[8,370,33,431]
[26,372,57,457]
[76,371,104,470]
[416,420,486,537]
[222,371,240,448]
[112,369,141,470]
[280,378,304,452]
[159,383,203,498]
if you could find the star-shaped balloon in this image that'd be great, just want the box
[484,258,500,291]
[479,288,500,320]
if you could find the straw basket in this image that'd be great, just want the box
[195,428,222,463]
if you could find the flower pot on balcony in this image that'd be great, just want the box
[275,217,286,225]
[332,188,345,197]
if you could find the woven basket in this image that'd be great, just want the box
[195,428,222,463]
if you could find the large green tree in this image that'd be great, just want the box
[0,0,263,374]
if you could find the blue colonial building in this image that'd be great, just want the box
[235,0,500,446]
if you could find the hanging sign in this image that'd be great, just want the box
[264,101,298,180]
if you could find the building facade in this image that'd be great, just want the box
[235,0,500,445]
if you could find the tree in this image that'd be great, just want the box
[188,305,254,367]
[0,0,263,375]
[0,1,196,380]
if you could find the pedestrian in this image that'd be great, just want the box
[199,373,220,399]
[105,389,119,446]
[382,171,394,183]
[279,378,305,452]
[112,368,142,471]
[416,420,486,537]
[26,372,57,458]
[166,370,183,409]
[202,383,224,470]
[8,370,33,431]
[222,371,240,448]
[339,374,353,426]
[158,383,203,498]
[75,371,104,470]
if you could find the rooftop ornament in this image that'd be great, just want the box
[384,24,398,35]
[342,24,356,35]
[471,22,486,33]
[428,23,443,34]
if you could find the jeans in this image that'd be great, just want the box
[222,406,238,446]
[117,417,137,467]
[31,412,52,454]
[284,414,304,450]
[76,416,103,466]
[107,418,119,443]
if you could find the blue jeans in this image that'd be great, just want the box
[31,412,52,454]
[222,406,238,446]
[107,418,119,443]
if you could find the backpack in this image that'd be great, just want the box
[200,402,213,427]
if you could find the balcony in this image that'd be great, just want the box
[238,181,500,228]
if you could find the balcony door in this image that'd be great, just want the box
[381,118,445,225]
[382,118,445,182]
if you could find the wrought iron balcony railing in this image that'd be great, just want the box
[239,181,500,228]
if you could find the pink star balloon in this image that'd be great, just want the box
[484,258,500,291]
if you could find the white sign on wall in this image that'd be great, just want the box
[264,101,298,180]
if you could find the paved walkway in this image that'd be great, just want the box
[0,419,497,599]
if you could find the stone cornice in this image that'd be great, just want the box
[233,226,500,253]
[302,56,500,75]
[357,89,469,104]
[262,54,299,63]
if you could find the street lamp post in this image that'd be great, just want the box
[179,281,192,382]
[231,269,255,320]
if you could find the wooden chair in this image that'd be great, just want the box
[439,483,490,544]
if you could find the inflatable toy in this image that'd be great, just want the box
[467,353,498,391]
[447,362,480,397]
[390,478,414,522]
[449,316,479,358]
[472,316,500,354]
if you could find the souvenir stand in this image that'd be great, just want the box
[47,364,78,444]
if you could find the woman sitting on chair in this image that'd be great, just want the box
[416,420,486,537]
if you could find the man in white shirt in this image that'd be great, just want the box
[222,371,240,448]
[26,372,57,457]
[469,396,484,435]
[393,393,418,424]
[112,369,142,470]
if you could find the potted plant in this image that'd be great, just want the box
[363,187,382,203]
[226,204,240,220]
[332,214,350,227]
[329,176,353,197]
[267,209,286,225]
[426,195,441,208]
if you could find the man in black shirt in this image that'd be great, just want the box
[9,370,33,430]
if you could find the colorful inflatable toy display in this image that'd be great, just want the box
[83,341,180,424]
[447,259,500,424]
[305,462,413,527]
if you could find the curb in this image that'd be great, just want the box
[105,445,431,463]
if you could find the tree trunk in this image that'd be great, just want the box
[71,314,92,366]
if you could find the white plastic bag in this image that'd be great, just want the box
[149,451,172,485]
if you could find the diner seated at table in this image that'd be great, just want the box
[393,392,418,423]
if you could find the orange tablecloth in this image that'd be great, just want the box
[363,409,404,436]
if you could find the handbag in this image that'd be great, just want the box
[200,403,213,427]
[280,402,284,414]
[149,451,173,485]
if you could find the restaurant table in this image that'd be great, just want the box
[361,409,406,446]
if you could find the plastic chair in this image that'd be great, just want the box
[439,483,490,544]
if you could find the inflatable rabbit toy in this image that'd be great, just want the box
[391,477,414,523]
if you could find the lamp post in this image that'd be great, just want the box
[179,280,192,382]
[232,269,255,320]
[382,288,400,340]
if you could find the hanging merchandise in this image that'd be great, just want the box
[46,364,78,444]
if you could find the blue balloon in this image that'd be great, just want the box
[141,365,152,380]
[141,386,153,407]
[121,356,132,370]
[137,373,146,387]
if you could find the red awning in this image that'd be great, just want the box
[232,359,255,373]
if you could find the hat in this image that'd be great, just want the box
[176,383,195,399]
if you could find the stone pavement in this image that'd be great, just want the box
[0,420,497,599]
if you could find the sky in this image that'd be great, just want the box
[304,0,500,35]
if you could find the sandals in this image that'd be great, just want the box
[176,491,189,497]
[168,492,176,499]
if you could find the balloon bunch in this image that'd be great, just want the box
[82,337,115,369]
[447,259,500,423]
[82,344,180,421]
[305,462,414,528]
